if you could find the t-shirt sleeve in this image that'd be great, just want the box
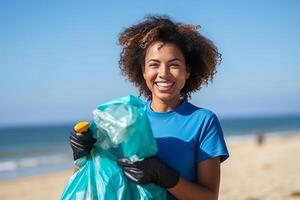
[196,114,229,163]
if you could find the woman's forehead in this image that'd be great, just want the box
[145,42,185,61]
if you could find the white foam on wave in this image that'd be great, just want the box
[0,161,18,171]
[0,153,72,172]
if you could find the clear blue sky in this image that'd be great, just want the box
[1,0,299,126]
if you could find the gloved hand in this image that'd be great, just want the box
[117,157,180,189]
[69,128,97,160]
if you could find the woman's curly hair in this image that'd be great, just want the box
[118,15,221,100]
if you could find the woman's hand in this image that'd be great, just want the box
[117,157,180,189]
[69,128,97,161]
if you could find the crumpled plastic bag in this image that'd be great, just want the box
[61,95,167,200]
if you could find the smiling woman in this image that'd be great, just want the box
[114,15,229,200]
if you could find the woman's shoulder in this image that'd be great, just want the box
[183,101,218,119]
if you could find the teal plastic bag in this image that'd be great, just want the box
[61,95,167,200]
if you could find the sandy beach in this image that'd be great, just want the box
[1,133,300,200]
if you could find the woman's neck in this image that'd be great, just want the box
[150,96,181,112]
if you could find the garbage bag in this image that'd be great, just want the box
[61,95,167,200]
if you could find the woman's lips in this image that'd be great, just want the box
[154,82,175,91]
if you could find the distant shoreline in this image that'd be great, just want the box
[1,112,300,129]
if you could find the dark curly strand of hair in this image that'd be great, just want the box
[118,15,221,100]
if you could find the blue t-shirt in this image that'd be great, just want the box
[146,100,229,199]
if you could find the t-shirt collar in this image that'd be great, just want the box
[146,99,187,117]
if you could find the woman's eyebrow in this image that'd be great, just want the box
[147,58,182,63]
[168,58,182,63]
[147,59,160,63]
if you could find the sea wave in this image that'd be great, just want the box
[0,153,72,172]
[0,153,73,180]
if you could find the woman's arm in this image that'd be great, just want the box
[118,156,221,200]
[168,157,221,200]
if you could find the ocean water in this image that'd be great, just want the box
[0,115,299,181]
[221,115,300,135]
[0,124,74,180]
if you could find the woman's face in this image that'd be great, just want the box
[143,42,190,104]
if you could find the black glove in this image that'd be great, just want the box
[117,157,180,189]
[69,128,97,160]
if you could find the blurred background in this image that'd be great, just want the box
[0,0,299,199]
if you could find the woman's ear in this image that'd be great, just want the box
[142,65,146,79]
[186,67,191,79]
[186,72,190,79]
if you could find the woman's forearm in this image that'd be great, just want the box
[73,166,79,174]
[168,176,219,200]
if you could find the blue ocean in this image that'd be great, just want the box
[0,115,299,181]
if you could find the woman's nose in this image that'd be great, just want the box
[158,65,170,77]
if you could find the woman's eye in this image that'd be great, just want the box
[149,63,159,68]
[170,63,180,68]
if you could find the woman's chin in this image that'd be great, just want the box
[153,93,179,103]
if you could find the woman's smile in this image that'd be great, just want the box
[154,81,175,92]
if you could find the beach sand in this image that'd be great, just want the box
[220,133,300,200]
[1,134,300,200]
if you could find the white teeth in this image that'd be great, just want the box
[155,82,174,91]
[156,82,173,87]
